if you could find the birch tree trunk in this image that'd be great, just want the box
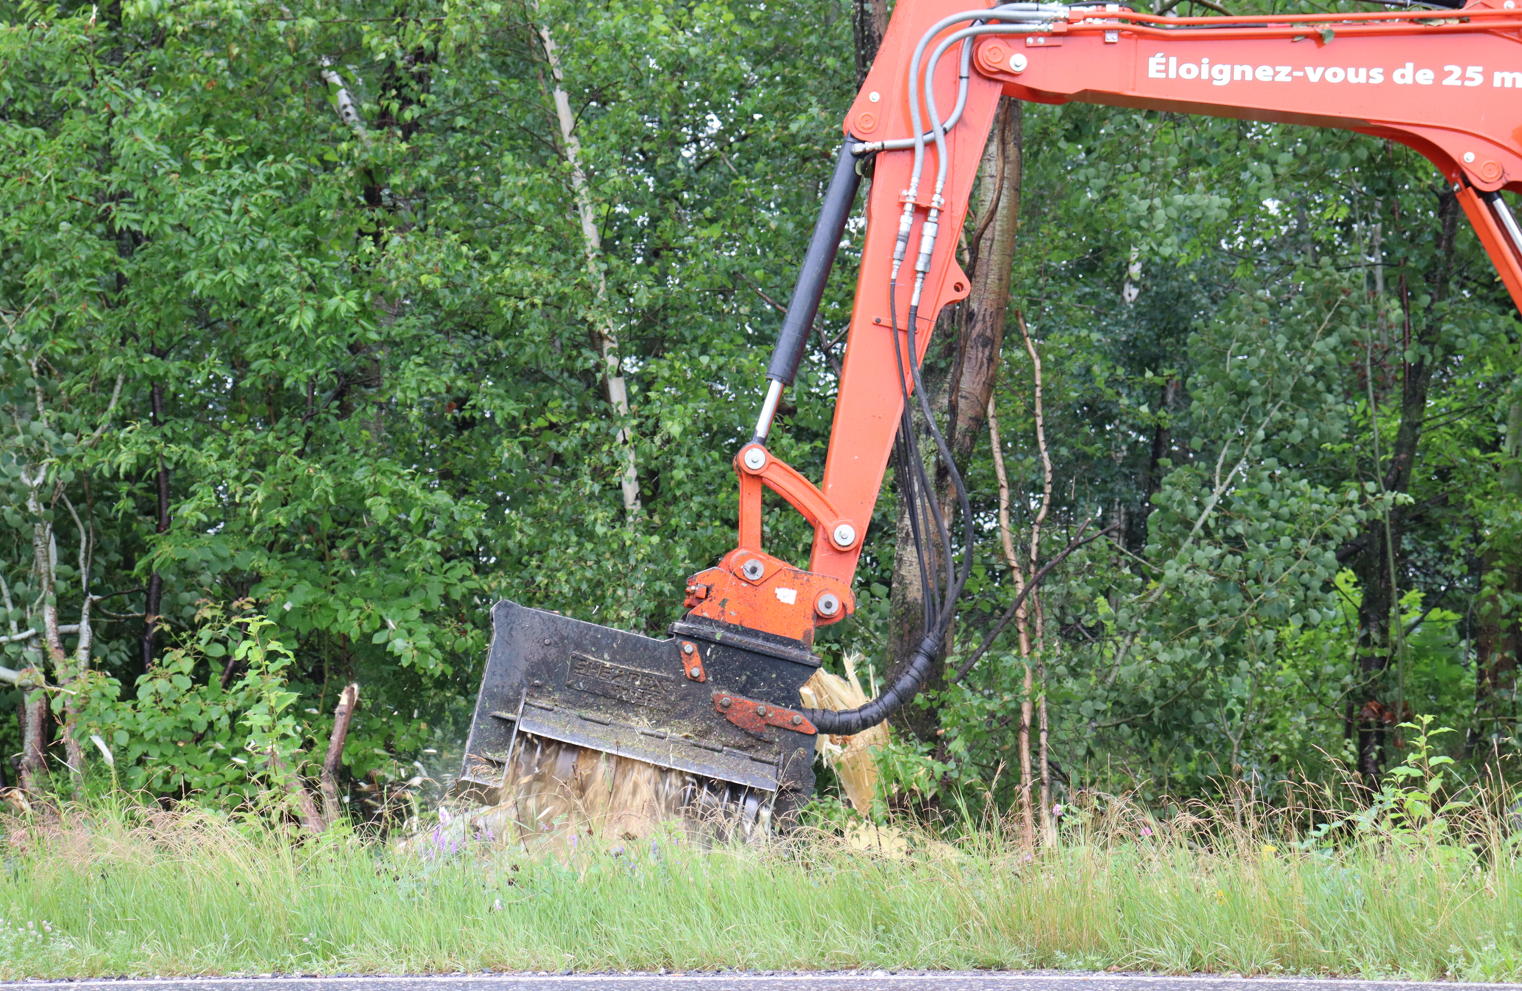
[23,461,83,777]
[1019,315,1057,847]
[63,494,96,777]
[319,57,371,143]
[987,309,1054,848]
[1039,622,1057,846]
[535,16,641,514]
[20,689,47,790]
[13,365,124,788]
[987,397,1035,848]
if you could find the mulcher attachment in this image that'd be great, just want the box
[460,599,823,831]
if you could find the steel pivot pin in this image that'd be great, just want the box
[743,447,767,471]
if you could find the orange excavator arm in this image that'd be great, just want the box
[461,0,1522,817]
[684,0,1522,734]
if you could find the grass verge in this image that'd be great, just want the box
[3,791,1521,980]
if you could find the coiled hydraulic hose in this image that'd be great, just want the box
[807,635,942,736]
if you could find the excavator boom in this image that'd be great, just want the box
[461,0,1522,828]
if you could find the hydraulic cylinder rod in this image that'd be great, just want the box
[754,137,863,442]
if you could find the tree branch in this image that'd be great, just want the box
[950,520,1118,684]
[83,373,127,449]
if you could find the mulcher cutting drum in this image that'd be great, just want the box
[460,600,821,826]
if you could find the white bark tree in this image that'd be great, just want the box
[534,14,642,514]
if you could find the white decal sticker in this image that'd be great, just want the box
[775,587,798,605]
[1144,52,1510,88]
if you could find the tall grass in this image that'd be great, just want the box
[4,785,1521,980]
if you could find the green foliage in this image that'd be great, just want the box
[935,88,1521,805]
[1353,716,1471,840]
[69,608,314,800]
[0,0,859,798]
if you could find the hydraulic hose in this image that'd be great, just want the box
[851,36,975,156]
[804,635,942,735]
[900,5,1066,203]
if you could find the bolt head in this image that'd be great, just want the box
[743,447,767,471]
[741,558,765,581]
[689,666,703,679]
[756,705,768,717]
[816,592,842,618]
[1465,152,1477,164]
[719,697,732,709]
[869,91,881,102]
[1010,53,1028,73]
[682,642,695,654]
[791,714,803,726]
[832,523,857,548]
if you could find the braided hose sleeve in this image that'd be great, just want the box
[802,635,940,736]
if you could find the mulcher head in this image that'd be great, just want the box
[460,600,823,833]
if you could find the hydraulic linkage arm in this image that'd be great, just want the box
[685,0,1522,734]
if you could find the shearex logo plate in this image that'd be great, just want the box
[566,652,672,709]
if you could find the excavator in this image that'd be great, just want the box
[460,0,1522,830]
